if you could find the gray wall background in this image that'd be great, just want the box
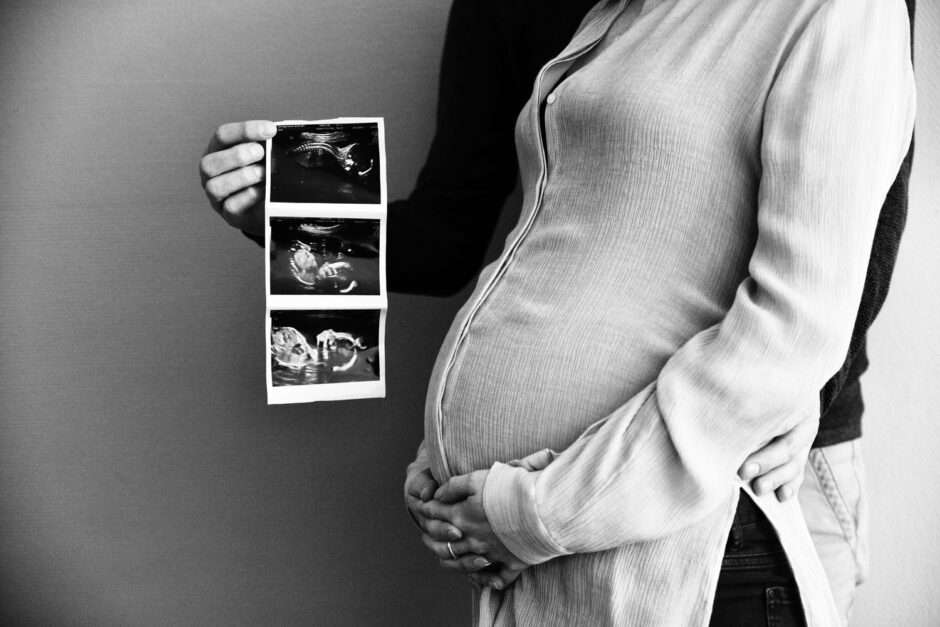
[0,2,936,625]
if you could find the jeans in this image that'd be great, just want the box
[709,439,868,626]
[798,439,868,626]
[709,491,807,627]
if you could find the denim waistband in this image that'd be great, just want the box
[721,490,791,570]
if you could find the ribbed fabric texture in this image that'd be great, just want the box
[414,0,916,624]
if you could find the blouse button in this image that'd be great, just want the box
[546,93,557,105]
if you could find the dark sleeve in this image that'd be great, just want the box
[386,0,522,296]
[242,0,521,297]
[817,0,915,426]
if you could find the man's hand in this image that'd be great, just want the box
[199,120,276,234]
[738,412,819,502]
[415,470,530,590]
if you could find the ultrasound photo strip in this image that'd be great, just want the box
[266,309,385,404]
[264,118,387,404]
[265,119,386,211]
[266,214,386,311]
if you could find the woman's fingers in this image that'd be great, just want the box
[434,469,488,503]
[424,517,463,542]
[497,565,525,586]
[421,534,486,560]
[467,572,504,590]
[421,533,448,559]
[434,474,475,503]
[467,571,506,590]
[467,565,526,591]
[413,498,452,522]
[405,469,438,502]
[422,535,493,573]
[405,470,452,534]
[438,555,494,574]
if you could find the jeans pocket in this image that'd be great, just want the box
[765,586,806,627]
[806,440,869,584]
[807,444,860,541]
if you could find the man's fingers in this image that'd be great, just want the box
[204,165,264,204]
[205,120,277,154]
[434,474,474,503]
[775,478,802,503]
[740,418,817,481]
[738,440,788,482]
[219,185,263,227]
[751,455,807,497]
[200,142,265,181]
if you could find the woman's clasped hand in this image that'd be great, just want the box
[405,469,529,590]
[404,410,820,591]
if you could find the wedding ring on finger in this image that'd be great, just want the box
[447,542,458,560]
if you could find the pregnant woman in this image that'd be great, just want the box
[199,0,915,624]
[406,0,913,624]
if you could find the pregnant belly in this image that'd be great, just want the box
[427,200,748,478]
[435,289,679,477]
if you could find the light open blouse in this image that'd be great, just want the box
[409,0,916,624]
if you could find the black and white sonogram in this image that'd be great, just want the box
[270,122,381,204]
[270,217,380,295]
[269,310,380,387]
